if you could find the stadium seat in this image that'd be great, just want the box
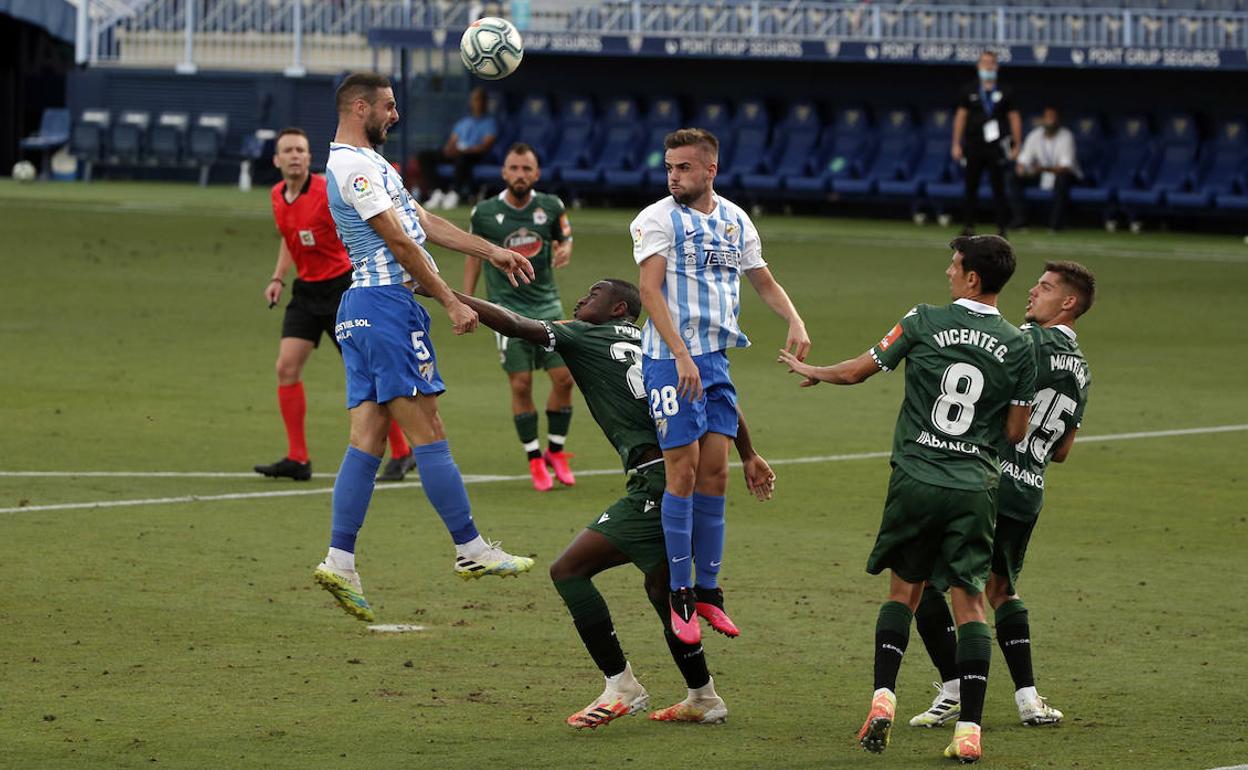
[546,96,598,186]
[1171,118,1248,209]
[150,112,190,166]
[604,97,682,194]
[19,107,71,178]
[110,111,151,166]
[473,95,554,186]
[835,108,919,198]
[70,109,110,182]
[1070,114,1153,208]
[785,105,873,198]
[1117,112,1200,210]
[562,97,641,190]
[881,108,957,201]
[189,113,229,186]
[718,99,770,192]
[740,101,821,198]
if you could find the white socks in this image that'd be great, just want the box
[326,547,355,572]
[1015,685,1039,706]
[455,535,488,559]
[690,676,719,701]
[942,678,962,699]
[606,662,639,690]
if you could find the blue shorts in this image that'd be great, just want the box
[642,350,738,450]
[335,285,446,409]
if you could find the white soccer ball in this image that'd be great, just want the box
[11,160,36,183]
[459,17,524,80]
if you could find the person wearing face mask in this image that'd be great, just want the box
[1015,107,1080,232]
[951,51,1022,238]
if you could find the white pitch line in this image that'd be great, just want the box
[1,423,1244,515]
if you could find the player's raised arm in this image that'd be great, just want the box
[367,208,478,334]
[746,267,810,361]
[638,254,702,401]
[734,408,775,502]
[419,206,535,287]
[778,349,880,386]
[446,290,552,348]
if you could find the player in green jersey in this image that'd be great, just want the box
[778,235,1036,763]
[431,278,776,729]
[466,142,577,492]
[908,260,1095,731]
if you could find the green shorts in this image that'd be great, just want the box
[497,332,566,373]
[991,512,1038,596]
[586,462,667,575]
[866,467,997,594]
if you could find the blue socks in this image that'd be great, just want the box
[661,491,694,590]
[691,492,726,588]
[412,440,479,545]
[329,446,381,553]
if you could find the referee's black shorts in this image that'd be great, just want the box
[281,270,352,348]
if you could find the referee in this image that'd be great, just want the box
[951,51,1021,237]
[255,127,415,482]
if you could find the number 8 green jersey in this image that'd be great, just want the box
[871,299,1037,492]
[997,324,1090,521]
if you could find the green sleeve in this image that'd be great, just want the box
[545,319,587,354]
[468,205,479,235]
[552,196,571,243]
[1073,382,1090,428]
[870,307,919,371]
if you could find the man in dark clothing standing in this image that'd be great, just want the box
[951,51,1022,237]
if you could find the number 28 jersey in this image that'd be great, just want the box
[871,298,1037,492]
[997,324,1090,520]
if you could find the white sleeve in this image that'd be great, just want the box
[1056,130,1076,168]
[631,209,671,265]
[737,209,766,271]
[1017,129,1040,168]
[336,156,391,221]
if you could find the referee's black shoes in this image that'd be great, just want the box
[254,456,313,481]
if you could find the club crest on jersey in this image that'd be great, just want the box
[654,416,668,439]
[495,213,505,224]
[503,227,544,258]
[533,207,547,225]
[725,222,739,241]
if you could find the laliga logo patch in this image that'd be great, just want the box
[632,226,644,248]
[533,207,547,225]
[352,175,374,199]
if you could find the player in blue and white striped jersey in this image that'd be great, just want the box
[632,128,810,646]
[313,73,538,623]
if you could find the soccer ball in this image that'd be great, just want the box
[11,160,36,183]
[459,17,523,80]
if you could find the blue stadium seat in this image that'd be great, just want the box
[1171,118,1248,209]
[150,112,189,166]
[881,108,957,200]
[110,111,151,165]
[189,113,229,186]
[605,97,682,194]
[546,96,597,184]
[70,109,110,182]
[1070,114,1152,207]
[718,99,770,192]
[473,95,554,185]
[835,108,919,197]
[563,97,641,190]
[19,107,70,178]
[740,101,820,197]
[785,106,873,197]
[1117,112,1199,210]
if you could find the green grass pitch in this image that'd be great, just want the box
[1,180,1245,769]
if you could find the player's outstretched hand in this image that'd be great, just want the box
[552,240,572,269]
[264,280,283,308]
[785,319,811,361]
[487,246,535,287]
[447,299,479,335]
[777,349,819,387]
[742,455,776,502]
[675,353,703,402]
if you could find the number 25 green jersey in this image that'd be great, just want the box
[871,299,1037,492]
[997,323,1091,521]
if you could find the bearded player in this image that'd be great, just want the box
[466,143,577,491]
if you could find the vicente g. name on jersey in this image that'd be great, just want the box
[932,328,1009,363]
[914,430,981,455]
